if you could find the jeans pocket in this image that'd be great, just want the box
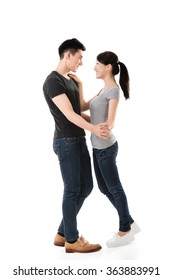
[94,143,118,160]
[94,149,106,160]
[65,137,79,144]
[53,140,65,161]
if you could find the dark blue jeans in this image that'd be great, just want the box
[93,142,134,232]
[53,137,93,242]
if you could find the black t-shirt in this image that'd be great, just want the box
[43,71,85,138]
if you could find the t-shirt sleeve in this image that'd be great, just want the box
[46,78,66,99]
[106,87,120,100]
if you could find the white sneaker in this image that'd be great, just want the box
[106,231,135,248]
[131,222,141,234]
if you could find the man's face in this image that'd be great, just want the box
[67,50,83,72]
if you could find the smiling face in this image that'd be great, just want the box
[94,60,108,79]
[66,50,83,72]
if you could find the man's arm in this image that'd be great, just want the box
[52,94,108,138]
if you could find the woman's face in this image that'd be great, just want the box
[94,60,107,79]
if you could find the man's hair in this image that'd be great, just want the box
[58,38,86,58]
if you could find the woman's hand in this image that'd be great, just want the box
[97,123,110,139]
[68,73,82,84]
[105,121,114,131]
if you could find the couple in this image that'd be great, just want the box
[43,38,140,254]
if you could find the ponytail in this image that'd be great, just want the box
[118,62,130,100]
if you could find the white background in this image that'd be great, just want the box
[0,0,173,278]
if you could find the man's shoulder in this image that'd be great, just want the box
[43,71,64,88]
[45,71,62,82]
[43,71,68,99]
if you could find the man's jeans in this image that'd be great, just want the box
[53,137,93,242]
[93,141,134,232]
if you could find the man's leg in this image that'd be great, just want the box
[53,137,93,242]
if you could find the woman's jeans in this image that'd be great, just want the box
[93,141,134,232]
[53,137,93,242]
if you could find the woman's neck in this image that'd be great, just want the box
[102,77,118,91]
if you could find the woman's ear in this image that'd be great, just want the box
[106,64,112,71]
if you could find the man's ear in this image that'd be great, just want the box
[64,50,71,59]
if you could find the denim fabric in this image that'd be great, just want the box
[53,137,93,242]
[93,141,134,232]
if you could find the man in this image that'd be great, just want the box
[43,38,108,253]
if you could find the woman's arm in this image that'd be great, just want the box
[81,112,91,123]
[68,73,93,112]
[106,99,119,130]
[77,81,90,111]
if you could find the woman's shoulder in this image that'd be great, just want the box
[106,86,120,100]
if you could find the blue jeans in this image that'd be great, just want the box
[93,142,134,232]
[53,137,93,242]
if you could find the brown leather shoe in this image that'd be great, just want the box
[54,234,65,247]
[65,236,102,253]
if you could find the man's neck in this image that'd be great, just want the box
[55,63,70,80]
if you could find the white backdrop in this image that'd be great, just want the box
[0,0,172,278]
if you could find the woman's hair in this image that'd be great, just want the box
[97,51,130,99]
[58,38,86,59]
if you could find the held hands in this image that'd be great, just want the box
[94,123,110,139]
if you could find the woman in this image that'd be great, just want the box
[70,51,140,247]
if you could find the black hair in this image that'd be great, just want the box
[58,38,86,59]
[97,51,130,99]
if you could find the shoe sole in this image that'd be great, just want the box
[65,246,102,253]
[54,242,65,247]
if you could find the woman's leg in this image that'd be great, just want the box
[93,142,134,232]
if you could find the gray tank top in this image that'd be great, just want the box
[89,86,120,149]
